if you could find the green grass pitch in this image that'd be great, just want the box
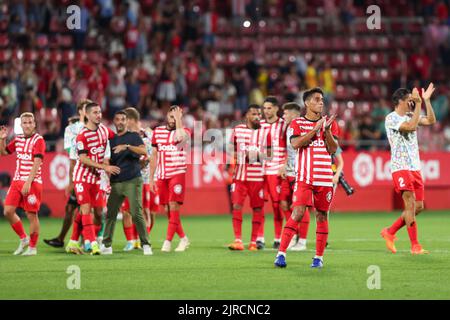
[1,211,450,300]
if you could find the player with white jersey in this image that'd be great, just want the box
[0,113,45,256]
[44,99,91,249]
[258,96,287,250]
[228,104,271,251]
[275,88,339,269]
[65,102,120,255]
[150,105,191,252]
[381,83,437,255]
[279,102,311,252]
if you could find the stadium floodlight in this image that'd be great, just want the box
[243,20,251,28]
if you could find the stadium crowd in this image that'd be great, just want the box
[0,0,449,151]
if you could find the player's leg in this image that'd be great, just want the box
[381,171,412,253]
[280,177,298,249]
[310,186,334,268]
[21,182,42,256]
[22,211,39,255]
[44,192,78,248]
[249,181,265,251]
[121,198,136,251]
[291,208,310,251]
[407,171,428,254]
[126,177,151,253]
[4,182,30,254]
[159,178,174,252]
[275,182,313,267]
[228,181,246,250]
[256,179,269,249]
[167,174,189,252]
[101,182,125,254]
[268,176,283,249]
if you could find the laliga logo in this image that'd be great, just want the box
[158,144,178,151]
[17,153,32,161]
[352,154,374,187]
[50,155,70,190]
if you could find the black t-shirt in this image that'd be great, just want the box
[109,131,144,183]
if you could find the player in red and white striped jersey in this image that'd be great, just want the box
[150,105,191,252]
[66,102,120,255]
[0,113,45,256]
[258,96,287,250]
[228,104,271,251]
[275,88,339,269]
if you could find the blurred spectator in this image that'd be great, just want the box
[319,61,336,105]
[305,58,318,89]
[371,98,391,141]
[107,74,127,118]
[431,86,449,122]
[358,115,381,151]
[97,0,115,29]
[409,47,431,82]
[72,0,90,50]
[125,21,139,61]
[202,4,218,47]
[125,71,140,107]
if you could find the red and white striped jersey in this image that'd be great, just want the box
[261,118,287,175]
[290,116,339,187]
[6,133,45,184]
[151,126,191,179]
[73,124,115,184]
[231,123,271,182]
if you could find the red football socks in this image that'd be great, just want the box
[30,232,39,248]
[316,220,329,257]
[81,214,96,242]
[132,224,138,240]
[251,209,264,243]
[70,212,83,241]
[273,203,283,240]
[123,225,134,241]
[11,220,27,239]
[166,210,180,241]
[407,221,419,246]
[232,209,243,241]
[388,217,406,235]
[279,218,299,253]
[299,208,310,239]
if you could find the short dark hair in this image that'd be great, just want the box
[114,110,128,118]
[168,105,180,112]
[392,88,411,106]
[246,104,261,114]
[85,102,100,113]
[282,102,301,112]
[77,99,92,114]
[303,87,324,104]
[124,107,140,121]
[263,96,279,106]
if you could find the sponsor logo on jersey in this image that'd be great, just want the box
[240,145,260,152]
[259,189,264,199]
[90,146,105,155]
[309,139,325,147]
[158,144,178,151]
[17,153,32,161]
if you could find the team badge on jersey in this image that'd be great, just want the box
[276,185,281,194]
[174,184,183,194]
[259,189,264,199]
[27,194,37,205]
[326,191,332,203]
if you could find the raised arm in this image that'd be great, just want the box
[398,88,422,132]
[0,126,9,155]
[290,118,325,150]
[419,83,436,126]
[324,122,338,155]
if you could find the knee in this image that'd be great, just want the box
[233,204,242,211]
[280,201,289,212]
[291,207,305,222]
[315,211,328,222]
[4,207,15,218]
